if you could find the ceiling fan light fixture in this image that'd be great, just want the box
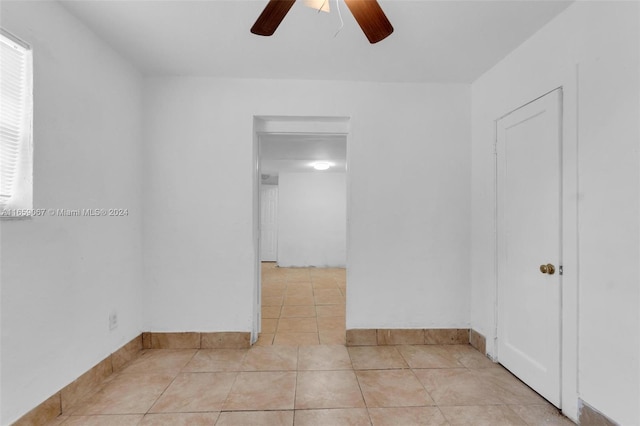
[251,0,393,43]
[343,0,394,44]
[311,161,333,170]
[304,0,330,13]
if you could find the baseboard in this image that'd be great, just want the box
[12,331,252,425]
[346,328,470,346]
[17,328,472,424]
[11,393,61,426]
[142,332,251,349]
[469,328,486,354]
[578,400,618,425]
[13,334,143,426]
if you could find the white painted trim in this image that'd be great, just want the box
[251,121,261,344]
[560,69,579,423]
[251,115,351,343]
[635,7,640,416]
[254,116,350,135]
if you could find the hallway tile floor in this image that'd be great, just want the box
[44,266,574,425]
[258,263,346,347]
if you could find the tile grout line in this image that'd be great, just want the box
[311,270,320,346]
[292,346,301,417]
[219,359,243,415]
[348,347,373,424]
[141,349,199,417]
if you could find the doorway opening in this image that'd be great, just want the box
[252,116,350,345]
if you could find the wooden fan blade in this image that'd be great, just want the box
[344,0,393,44]
[251,0,297,36]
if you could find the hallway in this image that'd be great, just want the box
[258,263,346,346]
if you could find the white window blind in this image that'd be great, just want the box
[0,30,32,215]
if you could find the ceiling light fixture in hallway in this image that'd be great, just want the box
[311,161,334,171]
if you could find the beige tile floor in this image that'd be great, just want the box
[44,266,575,425]
[258,263,346,346]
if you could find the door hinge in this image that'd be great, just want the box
[559,265,563,275]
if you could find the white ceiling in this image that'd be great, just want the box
[260,134,347,181]
[57,0,572,182]
[60,0,572,83]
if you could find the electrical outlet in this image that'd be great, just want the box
[109,311,118,330]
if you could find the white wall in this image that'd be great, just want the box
[0,2,144,424]
[470,2,639,423]
[277,172,346,267]
[143,78,470,332]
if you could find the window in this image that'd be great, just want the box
[1,29,33,217]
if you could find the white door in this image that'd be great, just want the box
[496,89,562,407]
[260,185,278,261]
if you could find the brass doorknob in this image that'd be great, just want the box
[540,264,555,275]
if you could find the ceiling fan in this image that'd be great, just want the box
[250,0,394,44]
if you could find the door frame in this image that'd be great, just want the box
[251,116,351,344]
[492,83,579,420]
[495,88,563,406]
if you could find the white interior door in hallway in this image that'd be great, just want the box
[260,185,278,262]
[496,89,563,407]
